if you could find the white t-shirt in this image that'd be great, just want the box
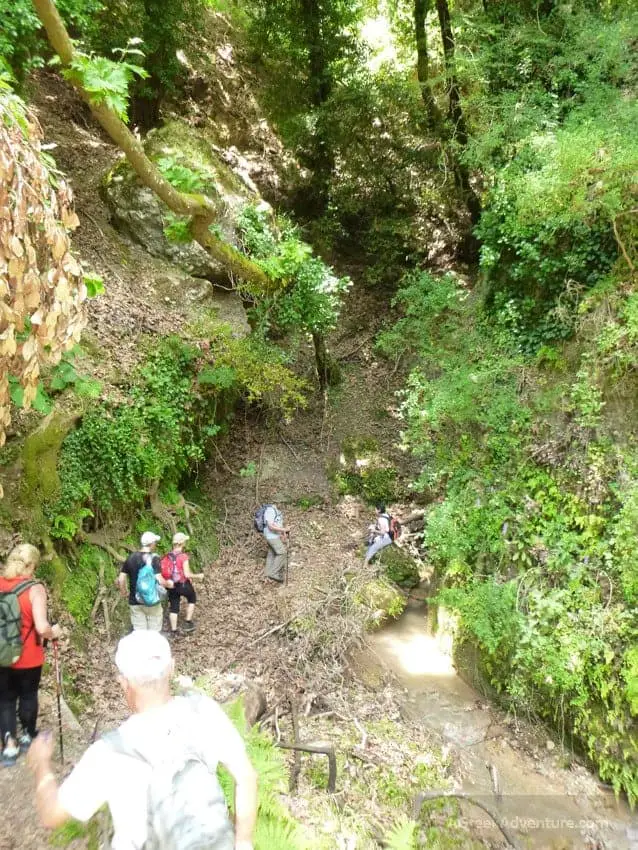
[376,514,390,536]
[263,505,283,541]
[58,695,246,850]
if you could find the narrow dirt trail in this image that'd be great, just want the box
[0,292,398,850]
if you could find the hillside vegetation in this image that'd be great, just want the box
[0,0,637,821]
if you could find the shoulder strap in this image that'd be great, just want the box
[12,580,40,597]
[103,730,152,766]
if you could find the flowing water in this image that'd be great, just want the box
[362,599,636,850]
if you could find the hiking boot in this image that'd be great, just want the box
[2,734,18,766]
[18,733,32,753]
[183,621,195,633]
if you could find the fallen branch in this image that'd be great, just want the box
[413,791,522,849]
[219,619,291,673]
[277,740,337,793]
[289,701,302,792]
[612,209,637,275]
[278,431,300,461]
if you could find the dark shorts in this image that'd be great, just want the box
[167,581,196,614]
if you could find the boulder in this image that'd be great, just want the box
[102,120,270,282]
[150,267,250,338]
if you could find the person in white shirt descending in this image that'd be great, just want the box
[363,502,393,566]
[27,631,258,850]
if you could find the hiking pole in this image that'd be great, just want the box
[284,532,291,587]
[52,639,64,765]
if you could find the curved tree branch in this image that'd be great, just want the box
[31,0,271,291]
[413,791,523,849]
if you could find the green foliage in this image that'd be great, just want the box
[469,8,638,352]
[48,348,102,399]
[238,205,350,338]
[62,40,148,121]
[54,329,305,526]
[219,699,308,850]
[384,256,638,800]
[383,817,418,850]
[379,546,420,590]
[0,0,102,80]
[83,273,106,298]
[61,545,116,625]
[438,579,520,666]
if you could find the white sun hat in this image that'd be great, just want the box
[140,531,161,547]
[172,532,190,546]
[115,631,172,682]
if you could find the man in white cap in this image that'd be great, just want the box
[118,531,167,632]
[160,531,203,637]
[28,631,258,850]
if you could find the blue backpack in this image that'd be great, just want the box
[135,554,164,606]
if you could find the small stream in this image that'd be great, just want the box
[363,599,636,850]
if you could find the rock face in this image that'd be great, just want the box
[102,120,268,283]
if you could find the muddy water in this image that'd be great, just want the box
[363,600,636,850]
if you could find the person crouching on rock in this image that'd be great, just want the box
[363,503,392,566]
[0,544,61,766]
[161,533,202,638]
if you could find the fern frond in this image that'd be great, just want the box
[384,816,418,850]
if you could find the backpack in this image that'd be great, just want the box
[382,514,402,542]
[253,504,273,533]
[135,554,164,607]
[0,580,38,667]
[105,696,234,850]
[160,552,186,584]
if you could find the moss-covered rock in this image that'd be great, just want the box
[21,412,76,508]
[356,577,406,629]
[378,545,420,589]
[102,120,266,281]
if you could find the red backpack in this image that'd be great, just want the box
[382,514,402,541]
[161,552,187,583]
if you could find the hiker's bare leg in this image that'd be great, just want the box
[186,603,195,621]
[169,612,178,631]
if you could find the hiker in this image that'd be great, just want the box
[0,544,61,766]
[363,503,393,566]
[118,531,169,632]
[262,504,289,583]
[161,532,203,638]
[28,630,258,850]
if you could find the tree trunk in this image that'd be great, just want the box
[434,0,481,227]
[312,331,328,391]
[435,0,467,146]
[31,0,271,291]
[299,0,335,216]
[414,0,442,131]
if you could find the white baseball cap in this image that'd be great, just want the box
[140,531,161,547]
[172,532,190,546]
[115,631,172,682]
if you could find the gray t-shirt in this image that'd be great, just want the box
[263,505,283,541]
